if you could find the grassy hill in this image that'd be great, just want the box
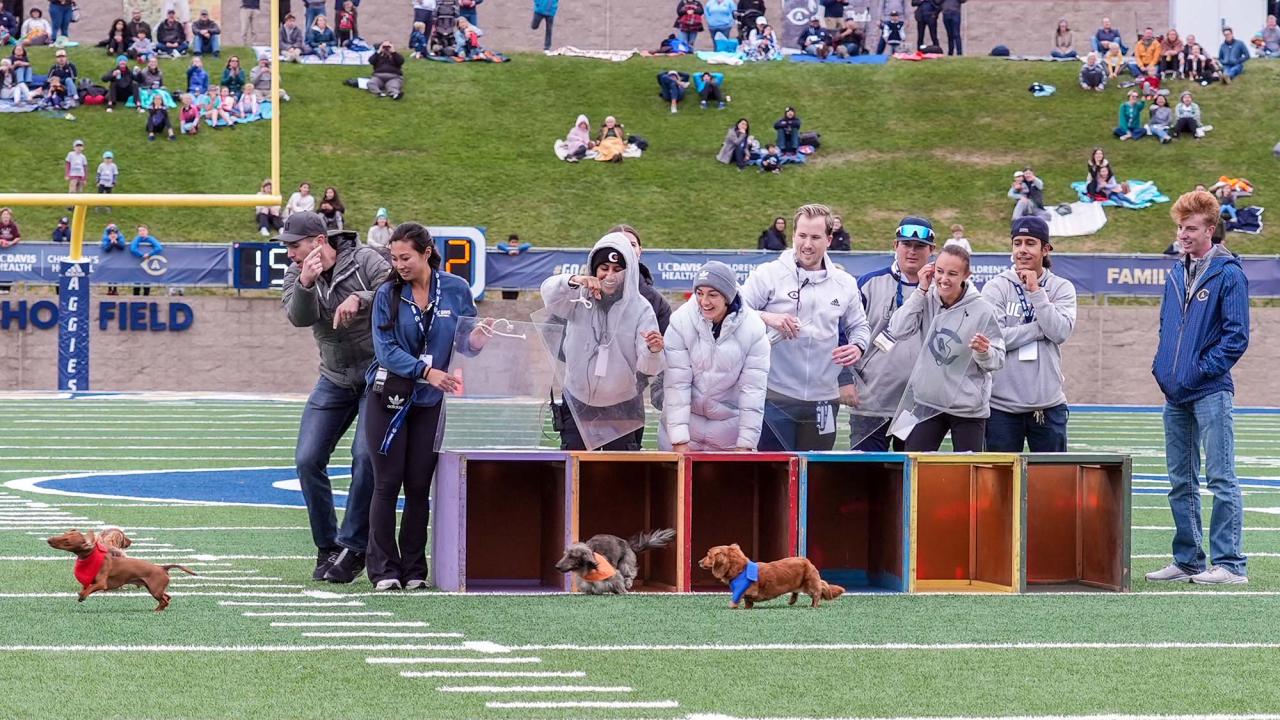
[3,46,1279,254]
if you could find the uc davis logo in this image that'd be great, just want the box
[140,255,169,277]
[1196,288,1209,302]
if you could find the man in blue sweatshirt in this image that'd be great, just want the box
[1147,190,1250,585]
[1217,27,1249,83]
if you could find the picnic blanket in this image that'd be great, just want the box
[425,52,510,63]
[1226,206,1264,234]
[204,100,273,127]
[127,88,176,109]
[553,140,642,161]
[892,51,945,61]
[1046,201,1108,237]
[547,46,636,62]
[694,50,743,65]
[1071,179,1170,209]
[788,53,889,65]
[255,46,374,65]
[0,101,39,113]
[999,55,1080,62]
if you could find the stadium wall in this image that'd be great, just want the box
[0,293,1272,407]
[82,1,1168,58]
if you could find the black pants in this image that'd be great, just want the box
[850,415,904,452]
[699,83,724,103]
[108,83,141,108]
[531,12,554,50]
[556,393,643,451]
[904,413,986,452]
[1173,117,1199,137]
[916,13,938,49]
[362,393,443,583]
[257,211,283,231]
[942,11,961,55]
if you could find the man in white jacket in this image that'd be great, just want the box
[661,261,771,452]
[539,234,665,450]
[741,203,870,451]
[982,216,1077,452]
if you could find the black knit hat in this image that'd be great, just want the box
[590,246,627,275]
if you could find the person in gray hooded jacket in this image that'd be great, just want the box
[982,215,1076,452]
[888,243,1005,452]
[540,234,665,450]
[280,211,390,584]
[843,215,935,451]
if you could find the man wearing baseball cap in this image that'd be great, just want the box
[278,211,390,584]
[841,215,935,450]
[982,215,1077,452]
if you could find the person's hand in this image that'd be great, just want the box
[507,249,519,256]
[838,383,859,408]
[572,274,603,299]
[918,263,936,292]
[762,312,801,340]
[332,294,361,329]
[298,245,324,287]
[832,344,862,367]
[970,333,991,354]
[644,330,664,353]
[426,367,460,392]
[468,317,496,350]
[1017,268,1040,292]
[672,442,689,454]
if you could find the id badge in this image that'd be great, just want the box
[816,402,835,436]
[1018,343,1038,361]
[594,349,610,377]
[872,332,896,354]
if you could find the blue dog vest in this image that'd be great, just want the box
[729,560,759,604]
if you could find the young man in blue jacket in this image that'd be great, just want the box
[1147,190,1250,585]
[1217,27,1249,84]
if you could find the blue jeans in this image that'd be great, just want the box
[48,3,72,40]
[1150,124,1171,141]
[194,34,220,55]
[942,12,962,55]
[678,30,699,48]
[777,128,799,152]
[14,66,32,84]
[985,404,1068,452]
[760,395,838,451]
[1113,126,1147,140]
[1163,391,1246,576]
[1223,62,1244,79]
[850,414,902,452]
[1051,49,1078,59]
[305,6,324,31]
[295,375,376,553]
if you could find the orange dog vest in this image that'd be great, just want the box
[582,552,617,582]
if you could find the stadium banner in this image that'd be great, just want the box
[780,0,820,49]
[486,250,1280,297]
[0,243,229,286]
[58,261,91,392]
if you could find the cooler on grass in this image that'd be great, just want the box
[800,453,911,592]
[683,452,798,591]
[909,453,1023,593]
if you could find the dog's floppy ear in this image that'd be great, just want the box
[711,548,729,578]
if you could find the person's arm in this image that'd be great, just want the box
[840,280,871,352]
[1032,279,1076,345]
[371,286,428,378]
[661,318,694,446]
[738,264,772,311]
[886,283,927,339]
[539,273,581,317]
[281,264,322,327]
[635,306,665,377]
[1198,267,1249,378]
[972,318,1006,372]
[982,278,1040,350]
[735,322,771,449]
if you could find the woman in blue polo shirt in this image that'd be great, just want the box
[363,222,488,591]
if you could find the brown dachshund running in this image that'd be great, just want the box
[47,529,196,611]
[699,543,844,609]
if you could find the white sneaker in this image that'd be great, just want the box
[374,579,402,591]
[1144,563,1193,582]
[260,227,270,237]
[404,579,429,591]
[1190,566,1248,585]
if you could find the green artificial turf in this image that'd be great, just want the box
[2,48,1278,253]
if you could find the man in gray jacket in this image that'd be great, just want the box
[843,216,934,450]
[983,216,1076,452]
[280,212,390,583]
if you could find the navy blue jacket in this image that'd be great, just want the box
[1152,249,1249,405]
[366,271,478,407]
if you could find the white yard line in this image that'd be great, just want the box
[221,601,365,607]
[677,715,1280,720]
[401,671,586,679]
[1134,553,1280,559]
[487,701,678,710]
[366,657,542,665]
[168,584,306,589]
[504,641,1280,652]
[0,644,496,653]
[302,632,464,638]
[243,612,393,617]
[270,621,428,628]
[439,685,632,693]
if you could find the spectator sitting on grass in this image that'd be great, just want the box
[744,19,779,61]
[759,143,782,174]
[192,9,221,57]
[140,57,165,90]
[9,44,34,84]
[1160,29,1184,76]
[206,85,235,125]
[657,70,690,114]
[1185,43,1221,85]
[409,21,429,57]
[222,56,246,97]
[368,41,405,98]
[1086,146,1112,182]
[130,225,164,258]
[1114,90,1146,141]
[1139,64,1161,98]
[1132,27,1160,77]
[309,15,336,60]
[179,93,200,133]
[455,18,494,60]
[563,114,594,161]
[42,76,71,110]
[774,107,801,156]
[1174,92,1202,139]
[52,217,70,243]
[698,72,725,109]
[0,58,38,106]
[1103,41,1123,78]
[256,180,282,236]
[1217,27,1248,84]
[234,83,261,118]
[366,208,393,248]
[1079,52,1106,91]
[187,56,209,94]
[757,216,786,251]
[20,8,52,46]
[0,208,18,256]
[129,31,155,61]
[1009,168,1050,220]
[833,18,865,57]
[126,9,152,42]
[0,4,19,41]
[716,117,752,169]
[250,54,287,101]
[101,223,127,251]
[1051,18,1076,58]
[156,10,189,57]
[1092,16,1125,54]
[282,14,308,62]
[102,56,143,112]
[102,18,127,55]
[286,182,315,217]
[1148,93,1174,144]
[47,49,78,103]
[594,115,627,162]
[1261,15,1280,57]
[318,186,345,230]
[1086,164,1126,202]
[799,17,833,58]
[497,233,531,255]
[877,10,904,55]
[146,94,176,141]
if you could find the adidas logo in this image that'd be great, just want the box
[388,395,404,407]
[830,299,840,306]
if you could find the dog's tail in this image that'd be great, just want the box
[628,528,676,553]
[820,581,844,600]
[162,564,198,576]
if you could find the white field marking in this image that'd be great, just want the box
[487,701,678,710]
[504,642,1280,652]
[302,632,464,639]
[169,584,306,590]
[1135,526,1280,532]
[121,548,198,554]
[18,503,234,508]
[366,657,542,665]
[243,611,394,617]
[1135,552,1280,558]
[199,570,262,575]
[402,671,587,679]
[440,685,632,693]
[221,601,365,607]
[129,543,176,548]
[169,576,281,581]
[0,644,500,653]
[677,715,1280,720]
[271,621,429,628]
[5,471,318,510]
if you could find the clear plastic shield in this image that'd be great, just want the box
[531,307,647,451]
[761,335,846,452]
[434,317,560,450]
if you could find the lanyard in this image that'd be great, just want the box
[1011,278,1035,323]
[381,272,441,455]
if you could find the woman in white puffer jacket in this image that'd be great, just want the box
[661,261,771,452]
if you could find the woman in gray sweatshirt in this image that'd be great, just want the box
[1148,93,1175,143]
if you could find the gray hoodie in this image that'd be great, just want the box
[982,268,1076,414]
[847,262,923,418]
[888,281,1005,418]
[282,232,391,390]
[540,234,664,407]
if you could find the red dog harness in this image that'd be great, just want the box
[73,543,109,588]
[582,552,617,582]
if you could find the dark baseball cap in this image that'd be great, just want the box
[895,216,936,245]
[1011,215,1051,245]
[275,212,330,244]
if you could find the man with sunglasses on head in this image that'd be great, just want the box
[741,203,869,451]
[840,216,935,450]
